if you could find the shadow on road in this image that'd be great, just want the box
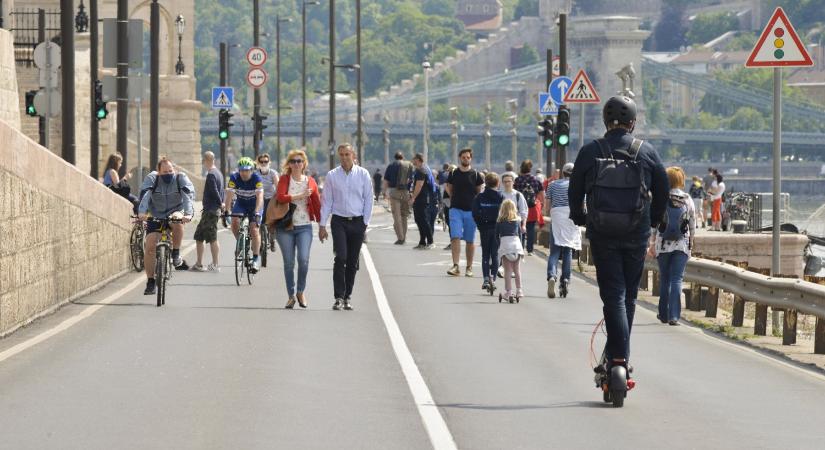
[437,401,606,410]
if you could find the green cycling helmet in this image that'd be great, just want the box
[237,157,255,169]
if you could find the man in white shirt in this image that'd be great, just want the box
[320,143,374,311]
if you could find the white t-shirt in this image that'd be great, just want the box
[289,175,311,227]
[711,181,725,201]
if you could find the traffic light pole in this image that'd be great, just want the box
[38,10,47,148]
[60,0,75,165]
[90,0,99,178]
[116,0,129,176]
[220,42,227,175]
[557,13,567,171]
[150,0,159,171]
[545,48,552,176]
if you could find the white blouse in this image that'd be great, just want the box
[289,175,310,227]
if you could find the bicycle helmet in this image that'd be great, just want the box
[237,157,255,170]
[602,96,637,127]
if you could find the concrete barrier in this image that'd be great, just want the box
[0,118,131,336]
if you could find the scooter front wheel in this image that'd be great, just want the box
[609,366,628,408]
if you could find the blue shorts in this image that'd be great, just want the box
[449,208,477,243]
[232,200,262,225]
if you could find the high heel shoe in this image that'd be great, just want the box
[285,296,296,309]
[296,292,307,308]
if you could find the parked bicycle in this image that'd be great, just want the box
[147,217,183,307]
[129,216,145,272]
[226,213,256,286]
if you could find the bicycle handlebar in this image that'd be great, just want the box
[146,217,185,224]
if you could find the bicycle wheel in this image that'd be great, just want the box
[245,234,254,285]
[130,225,144,272]
[156,246,166,307]
[259,225,268,268]
[234,233,244,286]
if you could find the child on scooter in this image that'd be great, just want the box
[496,199,525,302]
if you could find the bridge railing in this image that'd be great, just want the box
[577,241,825,355]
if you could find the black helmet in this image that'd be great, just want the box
[602,96,637,127]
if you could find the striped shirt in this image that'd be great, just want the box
[546,179,570,208]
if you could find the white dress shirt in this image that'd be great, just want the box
[320,164,374,226]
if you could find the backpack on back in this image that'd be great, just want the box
[585,138,649,237]
[522,181,537,208]
[659,195,689,243]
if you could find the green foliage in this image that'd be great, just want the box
[512,44,539,69]
[514,0,538,20]
[686,12,739,45]
[724,32,757,51]
[650,3,687,51]
[765,1,825,32]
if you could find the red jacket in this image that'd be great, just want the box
[276,174,321,222]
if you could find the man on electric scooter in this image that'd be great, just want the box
[568,96,668,404]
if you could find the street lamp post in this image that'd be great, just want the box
[355,0,363,163]
[328,0,335,170]
[276,15,292,166]
[302,0,320,147]
[322,56,360,169]
[422,60,431,164]
[508,98,518,164]
[175,14,185,75]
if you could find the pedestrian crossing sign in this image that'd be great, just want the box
[564,70,601,104]
[538,93,558,116]
[211,87,234,109]
[746,7,813,68]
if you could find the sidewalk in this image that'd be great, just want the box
[531,242,825,374]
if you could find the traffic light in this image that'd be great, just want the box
[556,107,570,147]
[537,118,554,150]
[94,80,108,121]
[258,114,268,133]
[218,109,233,140]
[25,90,37,117]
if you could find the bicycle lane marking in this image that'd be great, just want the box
[0,234,211,364]
[362,246,458,450]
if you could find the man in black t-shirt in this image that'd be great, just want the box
[445,148,484,277]
[410,154,436,249]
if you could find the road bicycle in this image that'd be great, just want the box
[259,218,270,268]
[226,213,257,286]
[147,217,183,307]
[129,216,145,272]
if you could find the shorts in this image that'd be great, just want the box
[194,210,220,243]
[232,200,262,225]
[449,208,477,243]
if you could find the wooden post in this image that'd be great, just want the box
[683,287,693,310]
[640,269,649,291]
[754,305,768,336]
[689,284,702,311]
[782,309,797,345]
[652,271,660,297]
[815,317,825,355]
[705,287,719,318]
[732,295,746,327]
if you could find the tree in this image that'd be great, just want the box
[650,1,687,51]
[725,107,767,131]
[513,0,538,20]
[686,12,739,45]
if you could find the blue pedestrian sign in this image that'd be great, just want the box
[549,76,573,105]
[538,92,558,116]
[211,87,234,109]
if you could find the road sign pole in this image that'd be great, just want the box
[220,43,227,176]
[772,67,781,276]
[545,48,552,176]
[558,13,567,170]
[38,9,47,148]
[150,0,159,171]
[136,98,143,182]
[579,103,584,150]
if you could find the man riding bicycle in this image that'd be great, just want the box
[225,157,265,273]
[138,157,194,295]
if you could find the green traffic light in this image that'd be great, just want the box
[27,106,36,115]
[96,109,106,119]
[558,135,569,146]
[219,130,229,140]
[543,139,553,147]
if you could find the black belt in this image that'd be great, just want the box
[333,215,363,221]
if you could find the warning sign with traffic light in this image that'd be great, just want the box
[746,7,813,68]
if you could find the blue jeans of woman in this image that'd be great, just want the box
[479,227,499,281]
[523,221,536,253]
[657,250,689,322]
[547,233,572,282]
[275,224,313,296]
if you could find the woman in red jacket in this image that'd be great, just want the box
[274,149,321,309]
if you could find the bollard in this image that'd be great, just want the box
[732,295,746,327]
[782,309,797,345]
[689,284,702,311]
[754,305,768,336]
[705,286,719,318]
[815,318,825,355]
[652,271,660,297]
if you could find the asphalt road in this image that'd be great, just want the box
[1,208,824,449]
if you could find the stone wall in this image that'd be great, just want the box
[0,119,131,336]
[0,30,20,130]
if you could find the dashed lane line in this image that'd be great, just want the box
[362,246,458,450]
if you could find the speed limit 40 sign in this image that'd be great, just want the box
[246,47,267,66]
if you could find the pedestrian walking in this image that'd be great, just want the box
[649,166,695,326]
[257,153,280,251]
[472,172,504,291]
[410,154,438,249]
[500,172,528,231]
[702,167,716,228]
[446,148,484,277]
[384,151,414,245]
[710,173,725,231]
[688,176,705,228]
[514,160,544,255]
[569,95,668,386]
[497,199,525,302]
[273,149,321,309]
[545,162,581,298]
[319,143,373,311]
[373,168,383,202]
[191,151,224,272]
[438,164,454,248]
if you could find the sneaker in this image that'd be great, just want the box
[668,319,680,326]
[465,267,473,277]
[516,288,523,298]
[413,244,426,250]
[143,279,156,295]
[173,255,183,267]
[443,243,452,251]
[333,298,343,310]
[426,243,436,249]
[547,277,556,298]
[207,263,220,273]
[481,279,490,290]
[394,240,405,245]
[343,299,354,311]
[249,258,259,274]
[497,266,504,278]
[447,264,460,276]
[527,252,534,257]
[190,263,207,272]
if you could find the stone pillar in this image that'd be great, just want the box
[74,32,92,176]
[0,29,21,130]
[159,75,201,174]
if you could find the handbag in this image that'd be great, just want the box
[265,198,296,231]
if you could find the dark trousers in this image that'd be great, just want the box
[413,202,433,245]
[523,221,537,253]
[428,202,438,235]
[331,215,367,300]
[479,227,500,281]
[590,240,647,363]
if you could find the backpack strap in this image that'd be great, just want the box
[628,139,644,160]
[594,139,611,159]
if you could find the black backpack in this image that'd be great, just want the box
[585,138,649,236]
[522,181,537,208]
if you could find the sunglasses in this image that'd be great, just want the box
[288,159,304,164]
[258,160,270,164]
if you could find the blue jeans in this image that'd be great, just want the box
[657,251,689,322]
[522,221,536,253]
[547,233,572,282]
[590,240,647,363]
[479,227,499,281]
[275,224,313,296]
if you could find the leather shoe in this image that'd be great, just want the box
[285,297,296,309]
[296,292,307,308]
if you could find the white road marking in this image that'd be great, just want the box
[362,247,458,450]
[0,237,204,364]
